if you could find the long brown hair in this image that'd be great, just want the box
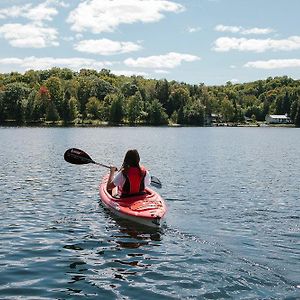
[122,149,141,174]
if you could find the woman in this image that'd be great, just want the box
[107,149,151,197]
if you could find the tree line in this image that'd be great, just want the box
[0,67,300,126]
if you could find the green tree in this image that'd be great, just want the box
[24,89,37,122]
[60,90,79,123]
[281,91,291,114]
[168,86,190,117]
[22,70,40,87]
[77,77,92,117]
[0,90,5,123]
[58,68,74,80]
[86,96,102,119]
[109,93,124,124]
[90,78,115,101]
[177,106,184,124]
[154,79,169,112]
[69,96,79,122]
[290,90,300,121]
[294,101,300,127]
[265,89,279,114]
[45,99,59,122]
[121,82,139,97]
[147,99,168,125]
[79,69,98,77]
[127,91,143,124]
[3,82,30,123]
[45,76,63,119]
[221,97,235,122]
[183,100,205,125]
[32,86,50,121]
[234,104,245,122]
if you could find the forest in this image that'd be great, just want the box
[0,67,300,126]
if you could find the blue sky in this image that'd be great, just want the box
[0,0,300,85]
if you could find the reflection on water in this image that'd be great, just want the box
[0,127,299,299]
[61,209,165,298]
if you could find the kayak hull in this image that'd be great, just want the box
[99,175,166,227]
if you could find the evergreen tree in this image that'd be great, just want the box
[109,94,124,124]
[282,91,291,114]
[45,76,64,118]
[221,96,235,122]
[45,100,59,122]
[168,86,190,117]
[24,90,37,122]
[0,91,5,123]
[69,97,79,122]
[294,101,300,127]
[148,99,168,125]
[154,79,169,112]
[127,91,143,124]
[77,77,92,118]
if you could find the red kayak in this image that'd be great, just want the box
[99,175,167,227]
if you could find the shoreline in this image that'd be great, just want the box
[0,120,296,128]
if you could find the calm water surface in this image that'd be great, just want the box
[0,127,299,299]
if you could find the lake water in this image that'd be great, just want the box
[0,126,299,299]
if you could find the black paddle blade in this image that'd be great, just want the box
[64,148,94,165]
[150,176,162,188]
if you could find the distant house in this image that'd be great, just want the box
[265,114,291,124]
[210,113,221,123]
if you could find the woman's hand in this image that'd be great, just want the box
[109,166,118,173]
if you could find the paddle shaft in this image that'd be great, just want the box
[92,160,110,169]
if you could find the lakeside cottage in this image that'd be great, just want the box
[265,114,291,124]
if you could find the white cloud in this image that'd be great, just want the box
[0,56,114,71]
[155,69,170,74]
[124,52,200,69]
[24,2,58,23]
[187,26,201,33]
[213,36,300,52]
[215,24,274,35]
[244,59,300,69]
[0,0,66,22]
[0,4,30,19]
[0,23,59,48]
[74,39,142,55]
[215,25,240,33]
[111,70,149,77]
[62,36,74,42]
[242,27,274,35]
[67,0,184,33]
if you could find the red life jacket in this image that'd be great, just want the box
[121,166,147,196]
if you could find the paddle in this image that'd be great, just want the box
[64,148,162,188]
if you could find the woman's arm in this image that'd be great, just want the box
[106,166,118,190]
[144,170,151,187]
